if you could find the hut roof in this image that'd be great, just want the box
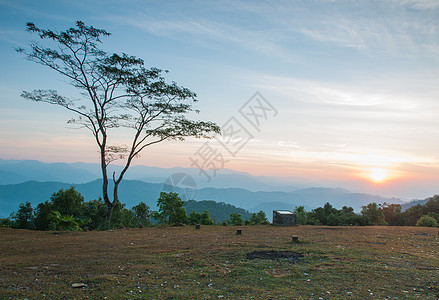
[274,210,294,215]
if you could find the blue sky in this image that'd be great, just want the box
[1,0,439,199]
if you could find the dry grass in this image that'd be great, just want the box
[0,225,438,299]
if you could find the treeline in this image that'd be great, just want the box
[2,187,438,231]
[294,195,439,227]
[0,188,267,231]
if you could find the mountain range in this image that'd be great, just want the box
[0,159,405,220]
[0,159,301,192]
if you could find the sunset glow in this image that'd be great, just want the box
[367,168,390,183]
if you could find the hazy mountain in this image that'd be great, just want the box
[0,181,72,217]
[0,179,401,220]
[400,198,430,211]
[0,159,97,184]
[0,170,28,185]
[250,201,304,215]
[1,159,295,192]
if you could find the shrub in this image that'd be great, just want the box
[416,215,438,227]
[81,198,107,230]
[229,212,243,226]
[0,218,12,228]
[50,211,89,231]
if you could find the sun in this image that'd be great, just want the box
[367,168,389,183]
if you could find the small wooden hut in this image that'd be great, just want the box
[272,210,296,226]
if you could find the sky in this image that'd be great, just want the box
[1,0,439,199]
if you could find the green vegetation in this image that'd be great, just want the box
[152,192,187,225]
[5,189,255,230]
[382,203,404,226]
[8,187,152,230]
[49,211,88,231]
[132,202,151,227]
[416,215,438,227]
[295,203,370,226]
[10,201,34,229]
[5,187,439,230]
[5,189,254,230]
[188,210,214,225]
[249,210,269,225]
[33,187,86,230]
[379,195,439,227]
[184,200,252,223]
[294,197,439,228]
[361,202,387,225]
[228,212,244,225]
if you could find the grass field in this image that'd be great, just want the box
[1,225,438,299]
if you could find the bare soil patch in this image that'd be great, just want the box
[246,250,304,261]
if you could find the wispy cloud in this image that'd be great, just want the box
[0,29,26,47]
[234,1,439,58]
[108,13,299,64]
[249,73,426,110]
[286,146,438,168]
[101,0,439,65]
[294,12,438,59]
[395,0,439,9]
[0,0,74,22]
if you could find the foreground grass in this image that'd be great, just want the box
[0,225,438,299]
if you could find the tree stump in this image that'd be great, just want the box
[292,235,299,243]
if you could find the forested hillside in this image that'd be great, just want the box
[184,200,252,223]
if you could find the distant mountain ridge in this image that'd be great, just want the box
[0,159,97,184]
[400,198,430,211]
[0,159,300,192]
[0,179,401,220]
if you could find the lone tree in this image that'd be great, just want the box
[18,21,220,219]
[153,192,187,225]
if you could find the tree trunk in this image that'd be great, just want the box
[113,181,119,209]
[106,205,114,220]
[100,145,114,223]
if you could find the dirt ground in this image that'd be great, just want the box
[0,225,438,299]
